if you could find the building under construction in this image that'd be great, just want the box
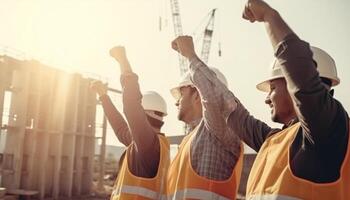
[0,55,102,199]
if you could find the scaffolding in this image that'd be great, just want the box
[0,55,97,199]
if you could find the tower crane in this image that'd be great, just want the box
[200,9,218,64]
[169,0,187,75]
[167,1,220,75]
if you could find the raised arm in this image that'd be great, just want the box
[109,46,159,153]
[90,81,131,146]
[171,36,241,148]
[242,0,348,145]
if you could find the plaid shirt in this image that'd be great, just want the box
[188,57,241,180]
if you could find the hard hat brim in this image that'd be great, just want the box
[258,46,341,93]
[170,82,193,100]
[256,75,284,92]
[257,75,340,93]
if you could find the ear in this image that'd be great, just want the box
[192,90,201,104]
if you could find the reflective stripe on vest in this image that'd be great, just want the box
[248,194,303,200]
[112,185,160,199]
[168,188,231,200]
[111,135,170,200]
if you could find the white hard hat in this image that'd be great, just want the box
[141,91,167,118]
[256,46,340,92]
[170,67,228,100]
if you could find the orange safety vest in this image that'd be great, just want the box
[167,126,244,200]
[247,122,350,200]
[111,135,170,200]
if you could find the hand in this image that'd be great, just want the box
[90,80,108,97]
[171,36,197,60]
[242,0,276,23]
[109,46,127,63]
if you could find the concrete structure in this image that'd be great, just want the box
[0,55,97,199]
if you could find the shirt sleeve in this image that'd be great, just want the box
[120,72,160,159]
[275,34,348,145]
[228,99,279,152]
[189,57,241,149]
[99,94,132,146]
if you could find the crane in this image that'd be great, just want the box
[169,0,188,75]
[200,9,218,64]
[166,1,221,75]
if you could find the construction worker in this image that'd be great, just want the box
[167,36,243,200]
[225,0,350,199]
[90,46,170,200]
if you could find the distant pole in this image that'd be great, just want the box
[97,115,107,191]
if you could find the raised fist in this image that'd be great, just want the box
[90,80,107,97]
[109,46,127,63]
[242,0,275,23]
[171,36,197,60]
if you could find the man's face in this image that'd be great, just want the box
[265,78,296,124]
[175,86,197,123]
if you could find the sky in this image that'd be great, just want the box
[1,0,349,153]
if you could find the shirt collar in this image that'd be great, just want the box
[186,118,202,134]
[283,117,299,129]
